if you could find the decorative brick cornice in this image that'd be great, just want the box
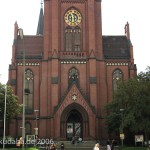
[61,61,86,64]
[16,56,42,60]
[61,0,86,3]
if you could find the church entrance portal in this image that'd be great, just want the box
[66,109,82,140]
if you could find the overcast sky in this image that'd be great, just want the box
[0,0,150,84]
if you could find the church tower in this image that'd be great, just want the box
[8,0,136,140]
[40,0,104,140]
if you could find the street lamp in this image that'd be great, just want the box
[3,85,7,150]
[120,108,124,146]
[34,110,39,145]
[0,75,7,150]
[34,110,39,130]
[18,28,25,150]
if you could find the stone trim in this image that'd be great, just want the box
[61,0,86,3]
[89,77,97,84]
[10,79,16,85]
[106,62,129,66]
[17,63,40,66]
[61,61,86,64]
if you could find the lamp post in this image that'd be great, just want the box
[34,110,39,145]
[34,110,39,130]
[18,28,25,150]
[0,75,7,150]
[3,85,7,150]
[120,108,124,146]
[0,74,7,149]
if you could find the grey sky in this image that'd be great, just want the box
[0,0,149,83]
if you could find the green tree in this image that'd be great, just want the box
[0,83,21,120]
[105,67,150,143]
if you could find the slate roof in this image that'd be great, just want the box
[16,36,43,60]
[103,36,130,59]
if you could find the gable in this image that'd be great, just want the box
[54,83,96,116]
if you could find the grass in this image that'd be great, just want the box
[1,146,149,150]
[4,148,38,150]
[27,148,38,150]
[120,146,149,150]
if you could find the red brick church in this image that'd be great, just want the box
[8,0,136,140]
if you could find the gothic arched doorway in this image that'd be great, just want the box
[66,109,82,140]
[60,103,89,140]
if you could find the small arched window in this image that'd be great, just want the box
[113,69,123,91]
[68,67,79,88]
[24,69,34,114]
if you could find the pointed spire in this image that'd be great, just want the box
[14,21,19,39]
[40,0,44,8]
[36,0,44,35]
[124,21,130,39]
[124,21,132,46]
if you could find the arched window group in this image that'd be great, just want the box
[65,26,81,51]
[113,69,123,91]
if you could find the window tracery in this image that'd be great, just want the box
[113,69,123,91]
[65,26,81,51]
[24,69,34,114]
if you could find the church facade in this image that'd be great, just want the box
[8,0,136,140]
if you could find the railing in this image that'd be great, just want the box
[59,51,87,59]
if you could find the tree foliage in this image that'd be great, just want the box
[104,67,150,139]
[0,83,21,120]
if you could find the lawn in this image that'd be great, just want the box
[6,148,38,150]
[121,146,149,150]
[26,148,38,150]
[1,146,149,150]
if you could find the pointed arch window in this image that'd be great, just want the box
[24,69,34,114]
[65,27,73,51]
[74,27,81,51]
[113,69,123,91]
[68,67,79,88]
[65,26,81,51]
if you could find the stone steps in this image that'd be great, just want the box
[54,141,120,150]
[55,140,95,149]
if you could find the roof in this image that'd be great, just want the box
[16,36,43,60]
[15,35,131,60]
[103,36,130,59]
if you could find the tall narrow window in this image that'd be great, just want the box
[74,27,81,51]
[65,27,73,51]
[25,69,34,114]
[113,69,123,91]
[65,26,81,51]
